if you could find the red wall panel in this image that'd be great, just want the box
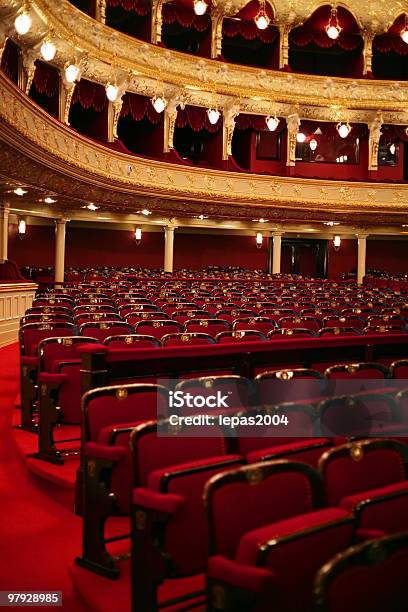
[8,224,55,267]
[173,233,268,270]
[327,239,357,280]
[366,239,408,273]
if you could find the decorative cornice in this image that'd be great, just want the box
[1,72,408,225]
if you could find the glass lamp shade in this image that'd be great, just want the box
[265,115,279,131]
[296,132,306,143]
[254,11,270,30]
[309,138,318,151]
[207,108,220,125]
[326,24,341,39]
[65,64,80,83]
[40,40,56,61]
[194,0,208,16]
[15,11,32,35]
[337,122,351,138]
[152,96,167,113]
[401,27,408,44]
[106,84,119,102]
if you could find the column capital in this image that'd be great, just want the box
[356,232,369,239]
[271,230,284,238]
[164,224,177,232]
[55,218,69,226]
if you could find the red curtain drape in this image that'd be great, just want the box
[106,0,151,15]
[176,105,221,132]
[120,92,162,124]
[290,29,362,51]
[32,61,59,97]
[299,121,368,140]
[0,39,19,82]
[222,19,278,43]
[235,113,286,133]
[374,33,408,56]
[162,3,210,32]
[290,4,362,51]
[381,124,408,142]
[72,79,107,112]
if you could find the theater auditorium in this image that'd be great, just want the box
[1,0,408,610]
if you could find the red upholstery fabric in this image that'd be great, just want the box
[207,555,276,594]
[340,481,408,533]
[323,448,405,506]
[246,440,331,468]
[210,471,315,559]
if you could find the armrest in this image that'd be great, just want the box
[133,487,184,515]
[38,372,67,385]
[208,555,276,594]
[21,355,39,366]
[84,441,128,463]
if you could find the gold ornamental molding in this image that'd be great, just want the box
[1,72,408,220]
[3,0,408,119]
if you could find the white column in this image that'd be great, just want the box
[356,234,368,285]
[164,225,175,273]
[272,232,282,274]
[54,219,67,286]
[0,205,9,263]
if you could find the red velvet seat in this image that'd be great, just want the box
[103,334,162,348]
[216,330,268,344]
[162,332,215,347]
[256,368,327,406]
[205,461,354,612]
[19,322,76,431]
[74,312,122,325]
[131,421,242,591]
[279,316,322,333]
[314,532,408,612]
[125,310,168,325]
[318,392,403,438]
[390,359,408,379]
[216,308,256,323]
[171,309,213,324]
[318,327,361,337]
[323,315,366,330]
[319,438,408,534]
[79,321,133,341]
[236,404,333,467]
[135,319,183,340]
[21,313,73,325]
[174,375,254,415]
[324,362,391,393]
[367,314,406,329]
[232,317,277,336]
[268,328,318,339]
[185,318,231,337]
[38,336,98,373]
[76,384,170,577]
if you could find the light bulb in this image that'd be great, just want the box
[254,11,270,30]
[18,219,26,235]
[14,187,27,196]
[296,132,306,143]
[401,27,408,44]
[65,64,79,83]
[44,197,56,204]
[106,83,119,102]
[40,39,56,62]
[15,11,32,35]
[207,108,220,125]
[333,235,341,248]
[337,122,351,138]
[389,143,396,155]
[152,95,167,113]
[309,138,318,151]
[194,0,207,16]
[135,228,142,242]
[326,24,340,40]
[256,232,263,247]
[265,115,279,131]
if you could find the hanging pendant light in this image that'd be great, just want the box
[64,62,80,84]
[106,82,119,102]
[40,38,57,62]
[401,14,408,43]
[309,138,318,151]
[325,6,342,40]
[337,121,351,138]
[14,7,32,36]
[207,107,220,125]
[254,0,270,30]
[265,114,279,131]
[194,0,208,16]
[152,95,167,113]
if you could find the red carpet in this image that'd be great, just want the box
[0,344,89,611]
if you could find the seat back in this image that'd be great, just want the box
[103,334,161,348]
[185,319,231,337]
[314,532,408,612]
[256,368,327,406]
[135,319,184,340]
[318,439,408,506]
[162,332,215,347]
[204,461,322,559]
[38,336,98,372]
[174,375,254,416]
[79,321,133,341]
[19,322,76,356]
[232,317,277,335]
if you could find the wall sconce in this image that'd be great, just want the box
[135,227,142,246]
[18,219,27,239]
[333,235,341,251]
[256,232,263,249]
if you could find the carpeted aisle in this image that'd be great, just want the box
[0,344,89,611]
